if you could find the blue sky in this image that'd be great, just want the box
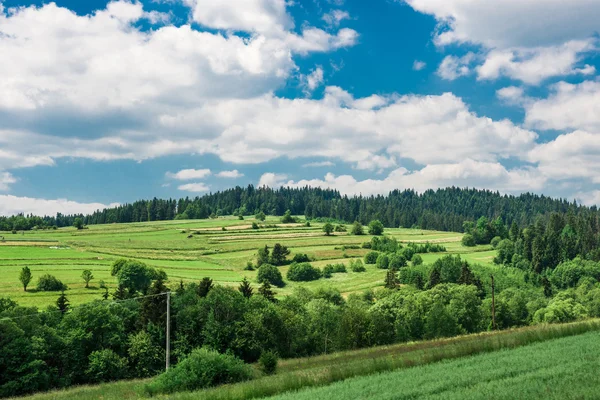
[1,0,600,215]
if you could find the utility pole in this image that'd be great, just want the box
[166,291,171,371]
[490,275,497,330]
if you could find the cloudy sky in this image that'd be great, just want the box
[1,0,600,216]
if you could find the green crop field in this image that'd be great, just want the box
[0,216,488,307]
[270,329,600,400]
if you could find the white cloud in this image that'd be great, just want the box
[404,0,600,49]
[185,0,293,34]
[269,159,545,196]
[477,40,596,85]
[0,195,118,216]
[528,130,600,182]
[0,172,17,191]
[178,182,211,192]
[302,67,325,94]
[496,86,527,106]
[258,173,288,188]
[303,161,336,168]
[413,60,426,71]
[525,81,600,132]
[166,169,211,180]
[322,10,350,27]
[437,53,475,80]
[405,0,600,84]
[216,170,244,178]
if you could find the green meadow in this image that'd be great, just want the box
[0,216,485,307]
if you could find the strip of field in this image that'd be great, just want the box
[270,329,600,400]
[12,320,600,400]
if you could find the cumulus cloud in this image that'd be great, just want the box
[0,195,118,216]
[216,170,244,178]
[268,159,545,196]
[258,173,288,188]
[178,182,211,192]
[496,86,526,105]
[166,169,211,180]
[0,172,17,191]
[525,81,600,132]
[405,0,600,84]
[437,53,475,80]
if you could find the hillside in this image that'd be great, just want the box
[1,186,593,233]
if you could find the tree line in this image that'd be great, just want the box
[1,186,592,232]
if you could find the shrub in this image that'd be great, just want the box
[323,223,334,236]
[323,264,334,278]
[281,210,295,223]
[145,348,253,395]
[36,274,67,291]
[86,349,128,383]
[351,221,364,235]
[364,251,379,264]
[411,254,424,266]
[461,234,476,247]
[368,220,384,235]
[251,222,259,230]
[334,224,347,232]
[333,263,347,273]
[491,236,502,248]
[323,263,347,278]
[350,259,366,272]
[389,253,407,269]
[376,254,390,269]
[287,263,322,282]
[258,351,278,375]
[292,253,311,263]
[257,264,285,287]
[361,241,372,249]
[244,262,255,271]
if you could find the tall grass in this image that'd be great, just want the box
[171,319,600,400]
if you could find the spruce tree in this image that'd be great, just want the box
[384,268,399,289]
[56,291,69,314]
[197,277,214,298]
[427,266,441,289]
[238,277,254,299]
[113,284,129,300]
[258,281,276,302]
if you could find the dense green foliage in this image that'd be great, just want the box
[2,187,592,233]
[36,274,67,291]
[144,348,253,395]
[286,263,322,282]
[257,265,285,288]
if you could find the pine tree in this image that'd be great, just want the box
[257,245,270,266]
[56,291,69,314]
[113,284,129,300]
[384,268,399,289]
[414,273,424,290]
[427,267,441,289]
[258,281,276,302]
[238,278,254,298]
[270,243,290,265]
[197,277,214,297]
[542,276,553,297]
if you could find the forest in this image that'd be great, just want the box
[0,186,592,232]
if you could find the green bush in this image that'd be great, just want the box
[36,274,67,291]
[251,222,259,229]
[389,253,407,269]
[292,253,311,263]
[364,251,379,264]
[258,350,278,375]
[287,263,322,282]
[350,259,366,272]
[144,348,253,395]
[376,254,390,269]
[411,254,423,266]
[257,264,285,287]
[86,349,128,383]
[368,220,384,235]
[323,264,334,278]
[461,234,476,247]
[491,236,502,248]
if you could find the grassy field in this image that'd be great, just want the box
[11,320,600,400]
[271,330,600,400]
[0,216,488,307]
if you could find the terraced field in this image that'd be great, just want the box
[0,216,488,307]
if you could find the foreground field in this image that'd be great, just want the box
[0,216,486,307]
[12,320,600,400]
[271,329,600,400]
